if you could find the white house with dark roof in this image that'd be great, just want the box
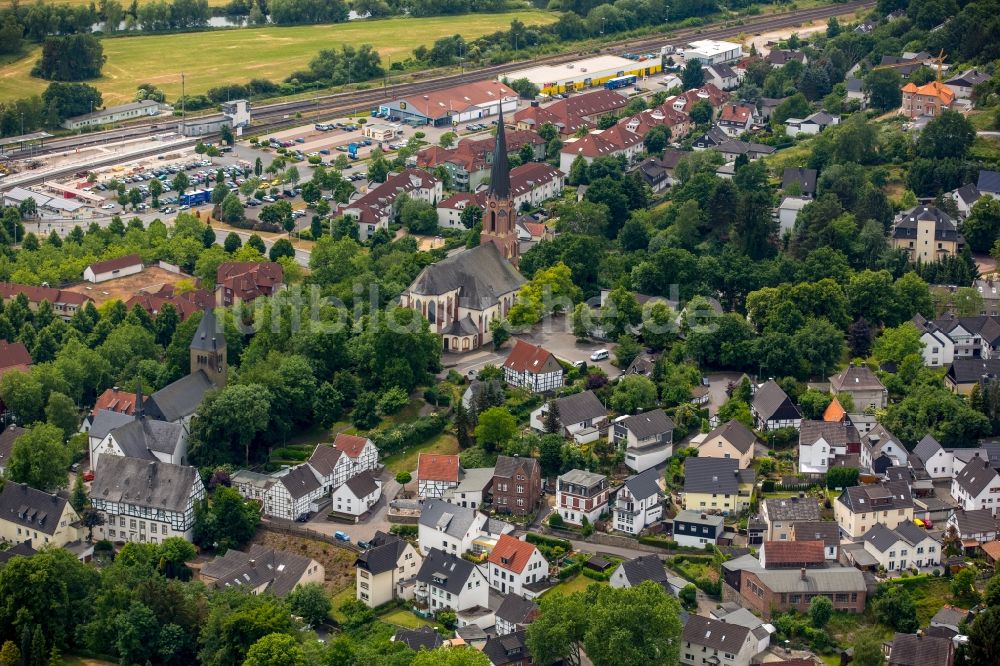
[354,531,423,608]
[777,196,810,236]
[495,593,539,636]
[612,467,663,534]
[751,380,802,431]
[703,63,741,90]
[502,339,563,393]
[945,69,990,99]
[913,434,955,479]
[608,408,675,473]
[306,443,352,494]
[978,169,1000,200]
[860,424,908,474]
[231,463,324,521]
[331,433,379,477]
[947,507,1000,543]
[784,110,840,137]
[415,547,489,614]
[951,183,982,217]
[610,553,668,589]
[530,390,607,442]
[781,167,818,198]
[90,457,205,543]
[331,472,382,517]
[673,509,725,547]
[681,614,758,666]
[417,498,514,556]
[798,419,861,474]
[951,456,1000,513]
[912,315,957,367]
[91,411,187,473]
[860,521,941,571]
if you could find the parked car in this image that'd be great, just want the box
[83,470,95,482]
[590,349,610,361]
[334,531,351,542]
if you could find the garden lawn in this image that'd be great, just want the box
[543,574,605,597]
[330,585,357,623]
[383,433,459,476]
[380,608,433,629]
[0,10,557,104]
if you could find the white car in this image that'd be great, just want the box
[589,349,610,361]
[101,203,115,210]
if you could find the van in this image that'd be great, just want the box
[590,349,610,361]
[334,531,351,542]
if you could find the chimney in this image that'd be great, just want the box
[798,491,805,499]
[249,559,256,568]
[701,513,707,520]
[800,568,806,580]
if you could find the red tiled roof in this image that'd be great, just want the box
[503,339,557,373]
[763,540,825,565]
[341,169,440,225]
[487,533,538,574]
[823,398,847,422]
[126,292,201,320]
[217,262,283,302]
[720,104,753,123]
[417,130,543,172]
[401,80,516,119]
[0,282,91,306]
[333,433,371,459]
[418,453,460,482]
[521,222,546,238]
[0,340,32,372]
[902,80,955,105]
[91,387,139,417]
[509,162,562,198]
[438,192,486,211]
[513,90,627,136]
[87,254,142,275]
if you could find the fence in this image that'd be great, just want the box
[261,519,360,553]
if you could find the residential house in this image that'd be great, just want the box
[718,104,755,137]
[415,547,489,614]
[946,358,1000,395]
[556,469,609,525]
[610,553,668,589]
[710,605,774,656]
[974,279,1000,315]
[90,457,206,543]
[83,254,143,283]
[231,464,324,521]
[0,540,36,565]
[766,49,807,67]
[715,139,775,161]
[947,507,1000,543]
[90,412,187,472]
[912,315,957,367]
[681,614,758,666]
[951,456,1000,513]
[306,444,352,495]
[945,69,990,99]
[507,162,565,210]
[951,183,982,217]
[760,496,823,543]
[913,434,955,479]
[978,169,1000,199]
[620,104,692,142]
[0,425,25,476]
[482,630,533,666]
[829,364,888,410]
[513,89,629,136]
[486,534,548,597]
[215,262,283,307]
[443,467,494,510]
[721,555,867,619]
[891,205,965,263]
[860,424,909,474]
[393,627,443,652]
[860,521,941,571]
[798,420,861,474]
[777,197,810,236]
[354,531,422,608]
[692,126,730,150]
[791,521,841,560]
[752,380,802,431]
[0,282,91,320]
[886,632,955,666]
[929,605,972,637]
[417,498,490,556]
[703,63,741,90]
[125,291,207,323]
[200,544,324,596]
[332,433,379,478]
[673,510,725,547]
[683,457,755,515]
[758,540,825,569]
[846,78,867,106]
[784,111,840,137]
[491,455,542,517]
[502,340,564,393]
[495,594,539,636]
[557,125,643,174]
[0,341,31,381]
[436,192,484,229]
[758,97,784,121]
[340,169,443,241]
[926,314,1000,361]
[781,167,818,198]
[697,420,757,469]
[834,481,914,538]
[417,131,545,192]
[612,468,663,534]
[609,408,675,473]
[637,151,686,192]
[0,481,83,547]
[530,390,607,443]
[417,454,461,499]
[900,81,956,118]
[330,472,382,517]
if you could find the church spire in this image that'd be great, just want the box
[488,106,510,199]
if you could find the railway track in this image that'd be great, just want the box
[5,0,873,160]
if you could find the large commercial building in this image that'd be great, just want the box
[377,80,517,126]
[499,55,662,95]
[62,100,162,130]
[683,39,743,65]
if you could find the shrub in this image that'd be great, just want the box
[371,415,446,455]
[376,386,409,415]
[582,567,613,581]
[548,513,565,528]
[389,524,417,538]
[526,533,572,552]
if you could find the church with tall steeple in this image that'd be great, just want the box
[400,109,526,352]
[479,108,520,267]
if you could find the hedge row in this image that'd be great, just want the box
[372,415,447,456]
[582,567,614,582]
[526,532,572,552]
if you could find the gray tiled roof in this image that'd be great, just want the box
[753,565,866,594]
[307,444,343,478]
[947,358,1000,384]
[764,496,821,522]
[674,509,724,528]
[201,543,315,597]
[617,553,667,586]
[90,456,198,513]
[954,457,999,497]
[407,243,525,309]
[622,467,662,501]
[781,168,817,195]
[0,539,36,565]
[416,547,482,594]
[559,468,606,488]
[978,169,1000,195]
[189,307,223,352]
[0,482,70,536]
[279,464,322,500]
[914,434,943,464]
[838,481,913,514]
[493,454,538,480]
[418,498,479,540]
[706,419,757,454]
[792,521,840,547]
[799,420,860,447]
[482,629,530,666]
[682,614,751,654]
[109,417,184,459]
[829,364,885,392]
[552,390,606,427]
[889,632,953,666]
[355,531,407,575]
[89,410,134,444]
[950,507,999,534]
[496,593,539,626]
[344,471,380,499]
[862,522,905,552]
[394,626,443,652]
[147,370,216,422]
[620,408,674,440]
[684,457,746,494]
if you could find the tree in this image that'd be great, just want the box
[70,474,87,513]
[852,632,886,666]
[219,193,243,224]
[460,204,482,229]
[193,485,260,552]
[689,99,713,125]
[572,303,592,341]
[7,423,69,491]
[969,607,1000,665]
[439,131,457,148]
[44,392,77,441]
[509,77,540,99]
[865,68,903,112]
[0,641,20,666]
[917,110,975,159]
[872,586,919,632]
[543,400,561,435]
[872,322,924,365]
[172,171,190,195]
[411,648,489,666]
[454,401,473,449]
[527,588,588,666]
[247,234,267,254]
[34,35,105,81]
[269,238,295,262]
[243,634,305,666]
[224,232,242,253]
[351,392,380,430]
[682,58,705,89]
[157,537,197,579]
[963,196,1000,253]
[287,583,331,626]
[189,384,272,467]
[952,567,980,606]
[395,471,412,485]
[583,582,683,666]
[809,595,833,628]
[474,407,517,453]
[611,375,657,414]
[826,466,859,490]
[643,125,670,155]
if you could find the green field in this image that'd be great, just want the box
[0,11,557,105]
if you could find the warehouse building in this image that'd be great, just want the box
[499,55,662,96]
[377,81,517,127]
[683,39,743,65]
[62,100,162,130]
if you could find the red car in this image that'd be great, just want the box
[83,470,95,482]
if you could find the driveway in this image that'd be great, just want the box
[305,472,399,543]
[703,371,746,416]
